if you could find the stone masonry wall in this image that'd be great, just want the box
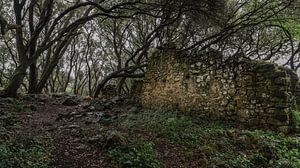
[141,49,299,132]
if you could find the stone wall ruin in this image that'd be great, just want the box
[141,49,299,132]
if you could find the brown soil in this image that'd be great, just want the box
[11,98,115,168]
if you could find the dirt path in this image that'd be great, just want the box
[17,100,113,168]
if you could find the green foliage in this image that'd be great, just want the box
[109,141,161,168]
[0,134,53,168]
[0,98,52,168]
[0,111,18,128]
[284,19,300,39]
[122,109,300,168]
[273,1,300,39]
[291,110,300,130]
[123,109,228,146]
[0,99,29,131]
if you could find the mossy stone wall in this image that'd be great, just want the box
[141,49,299,132]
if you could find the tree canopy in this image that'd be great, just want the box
[0,0,299,97]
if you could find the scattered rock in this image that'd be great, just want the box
[70,129,81,136]
[277,126,290,134]
[98,113,117,125]
[0,97,19,105]
[103,102,113,109]
[44,122,53,126]
[104,130,128,148]
[67,124,80,129]
[128,106,139,113]
[71,138,81,143]
[51,93,65,98]
[74,114,83,118]
[62,97,81,106]
[45,126,56,132]
[76,144,88,150]
[28,104,37,111]
[86,99,106,111]
[84,120,93,125]
[64,151,70,156]
[88,130,128,148]
[70,111,80,116]
[87,112,93,115]
[83,96,93,101]
[111,96,122,104]
[56,113,71,121]
[84,116,100,124]
[120,114,128,118]
[23,94,49,102]
[88,106,96,110]
[226,129,236,138]
[95,112,105,118]
[88,135,103,143]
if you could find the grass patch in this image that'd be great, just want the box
[121,109,300,168]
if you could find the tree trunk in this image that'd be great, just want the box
[63,65,73,92]
[94,64,146,98]
[35,61,58,93]
[28,61,38,93]
[35,38,71,93]
[94,77,110,98]
[117,77,126,95]
[2,63,28,97]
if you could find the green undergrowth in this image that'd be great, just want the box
[119,109,300,168]
[84,124,161,167]
[291,110,300,131]
[0,133,53,168]
[109,140,161,168]
[0,98,53,168]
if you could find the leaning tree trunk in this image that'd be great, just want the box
[35,38,71,93]
[28,61,38,93]
[35,61,58,94]
[3,63,28,97]
[94,65,146,98]
[94,76,111,98]
[117,77,126,95]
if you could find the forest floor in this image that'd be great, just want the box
[0,95,300,168]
